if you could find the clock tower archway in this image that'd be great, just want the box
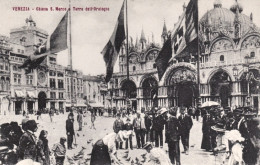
[38,91,47,111]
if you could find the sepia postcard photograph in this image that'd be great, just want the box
[0,0,259,164]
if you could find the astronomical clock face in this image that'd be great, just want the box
[38,71,47,85]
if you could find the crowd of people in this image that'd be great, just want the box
[90,105,260,165]
[0,105,259,165]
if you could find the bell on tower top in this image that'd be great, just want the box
[214,0,222,8]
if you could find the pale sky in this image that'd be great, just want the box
[0,0,259,75]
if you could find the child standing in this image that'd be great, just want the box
[124,118,133,150]
[90,112,96,130]
[52,137,66,165]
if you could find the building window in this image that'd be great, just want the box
[13,65,17,71]
[14,74,21,84]
[20,37,26,45]
[5,65,8,71]
[26,75,33,85]
[50,92,56,99]
[59,92,64,99]
[153,63,156,68]
[49,71,56,76]
[250,51,255,58]
[133,66,136,71]
[50,78,56,88]
[220,55,224,62]
[58,80,64,89]
[18,49,20,53]
[57,72,64,77]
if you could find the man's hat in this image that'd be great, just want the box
[243,111,257,118]
[211,122,226,133]
[143,142,153,150]
[26,120,38,131]
[60,137,66,141]
[158,108,168,115]
[116,113,121,117]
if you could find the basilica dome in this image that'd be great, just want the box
[199,0,254,38]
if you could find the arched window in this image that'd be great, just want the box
[250,51,255,58]
[153,63,157,68]
[133,66,136,71]
[220,55,224,62]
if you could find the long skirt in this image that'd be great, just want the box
[201,133,212,151]
[90,139,111,165]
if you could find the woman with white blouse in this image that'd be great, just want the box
[90,130,132,165]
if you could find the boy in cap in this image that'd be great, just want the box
[52,137,66,165]
[113,113,124,149]
[124,117,133,150]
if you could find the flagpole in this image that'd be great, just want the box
[69,0,74,107]
[126,0,130,99]
[126,0,129,80]
[196,0,201,109]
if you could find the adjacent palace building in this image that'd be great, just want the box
[109,0,260,114]
[0,16,86,115]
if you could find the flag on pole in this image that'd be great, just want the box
[19,41,48,70]
[102,1,125,83]
[50,11,69,53]
[155,37,172,81]
[173,0,198,56]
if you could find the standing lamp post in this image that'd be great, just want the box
[243,55,251,106]
[233,66,239,108]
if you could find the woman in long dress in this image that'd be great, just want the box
[225,130,245,165]
[90,130,132,165]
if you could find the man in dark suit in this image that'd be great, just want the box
[166,108,181,165]
[66,114,75,150]
[178,108,193,155]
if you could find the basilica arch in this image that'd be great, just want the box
[140,75,158,108]
[120,79,137,110]
[163,63,197,108]
[209,70,232,107]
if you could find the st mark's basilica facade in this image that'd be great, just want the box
[108,0,260,114]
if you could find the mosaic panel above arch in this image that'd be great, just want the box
[167,68,196,85]
[241,35,260,49]
[144,49,159,62]
[211,39,234,52]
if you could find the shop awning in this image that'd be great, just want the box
[27,91,36,98]
[76,103,87,107]
[88,102,104,108]
[65,103,71,107]
[15,90,25,98]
